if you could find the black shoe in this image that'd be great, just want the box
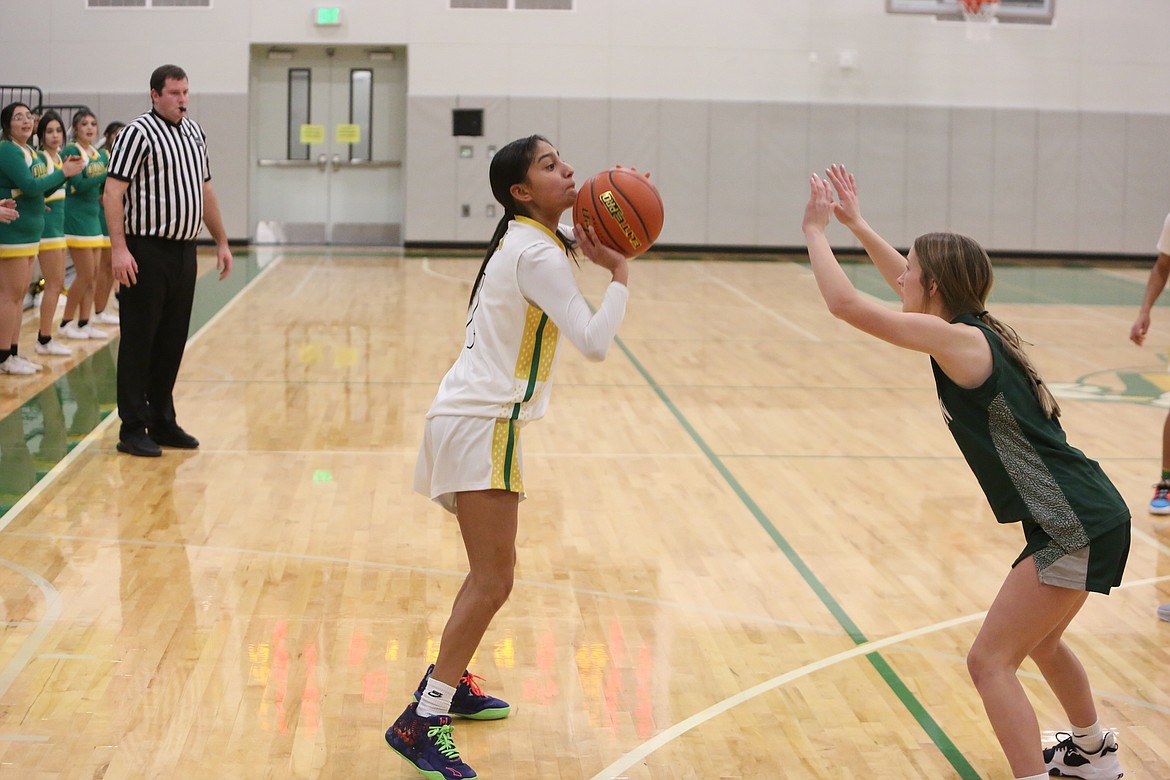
[149,425,199,449]
[117,431,162,457]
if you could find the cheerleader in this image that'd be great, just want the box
[34,112,72,358]
[60,109,109,341]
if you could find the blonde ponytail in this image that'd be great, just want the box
[978,311,1061,419]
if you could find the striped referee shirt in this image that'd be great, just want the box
[107,109,211,241]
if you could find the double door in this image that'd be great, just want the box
[249,45,406,245]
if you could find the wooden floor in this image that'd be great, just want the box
[0,248,1167,779]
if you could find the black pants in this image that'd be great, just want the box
[116,235,197,439]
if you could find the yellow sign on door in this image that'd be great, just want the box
[336,124,361,144]
[299,124,325,144]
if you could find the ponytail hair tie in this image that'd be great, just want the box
[975,310,989,319]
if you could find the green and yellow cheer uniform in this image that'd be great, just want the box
[0,139,66,258]
[39,149,67,252]
[63,143,108,249]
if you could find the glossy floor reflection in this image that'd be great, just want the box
[0,249,1167,779]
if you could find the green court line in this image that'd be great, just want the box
[608,331,981,778]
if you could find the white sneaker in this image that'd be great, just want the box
[1044,731,1124,780]
[12,355,44,372]
[92,310,120,325]
[0,357,36,375]
[60,322,90,340]
[81,323,109,339]
[35,339,72,356]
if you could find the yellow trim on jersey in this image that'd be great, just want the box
[0,242,39,258]
[515,215,565,252]
[65,234,106,249]
[513,304,559,383]
[40,237,67,251]
[490,418,523,493]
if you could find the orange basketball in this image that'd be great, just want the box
[572,168,664,258]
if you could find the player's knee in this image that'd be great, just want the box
[474,570,513,611]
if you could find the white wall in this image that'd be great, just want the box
[5,0,1170,252]
[7,1,1170,110]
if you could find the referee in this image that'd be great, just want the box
[103,64,232,457]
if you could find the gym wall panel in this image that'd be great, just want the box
[707,103,761,245]
[807,104,860,247]
[656,101,709,246]
[1122,114,1170,256]
[607,100,660,184]
[1034,111,1081,253]
[757,103,811,248]
[948,108,995,245]
[990,109,1039,252]
[855,105,910,250]
[905,107,951,246]
[556,99,611,213]
[405,97,458,242]
[1076,113,1127,254]
[505,98,560,144]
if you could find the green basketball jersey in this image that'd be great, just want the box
[931,314,1128,551]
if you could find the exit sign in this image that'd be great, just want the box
[315,7,342,26]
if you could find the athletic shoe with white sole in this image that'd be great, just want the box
[1044,731,1124,780]
[35,339,72,356]
[81,323,109,339]
[60,322,90,340]
[10,355,43,372]
[0,357,36,375]
[413,665,511,720]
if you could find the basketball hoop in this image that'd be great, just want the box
[960,0,999,41]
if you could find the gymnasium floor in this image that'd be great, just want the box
[0,247,1167,779]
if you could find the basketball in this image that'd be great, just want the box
[573,168,664,258]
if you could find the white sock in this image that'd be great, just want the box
[1015,774,1048,780]
[1072,719,1104,753]
[415,676,456,718]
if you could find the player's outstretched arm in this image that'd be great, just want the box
[825,164,907,296]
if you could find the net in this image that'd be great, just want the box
[960,0,999,40]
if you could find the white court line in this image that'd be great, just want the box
[421,256,475,284]
[1131,524,1170,557]
[0,560,61,699]
[590,567,1170,780]
[699,267,823,343]
[590,611,987,780]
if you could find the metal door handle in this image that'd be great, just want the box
[317,153,328,172]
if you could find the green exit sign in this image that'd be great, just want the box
[315,7,342,26]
